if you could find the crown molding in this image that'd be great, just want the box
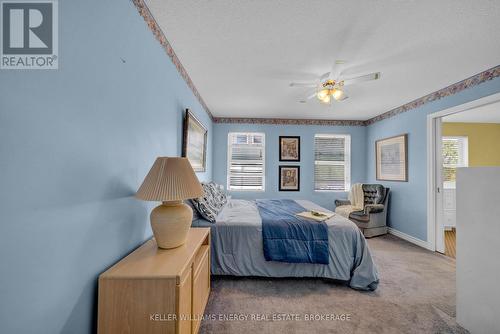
[132,0,213,120]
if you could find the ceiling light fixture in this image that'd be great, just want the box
[290,60,381,105]
[316,80,345,103]
[319,94,331,104]
[317,88,329,100]
[332,89,344,101]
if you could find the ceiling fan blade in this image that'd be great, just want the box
[329,60,346,80]
[298,91,318,103]
[342,72,381,86]
[306,91,317,100]
[289,82,317,88]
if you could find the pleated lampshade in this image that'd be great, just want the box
[136,157,203,201]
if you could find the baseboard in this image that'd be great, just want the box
[388,227,432,250]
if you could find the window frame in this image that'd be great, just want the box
[442,136,468,189]
[313,133,351,192]
[226,132,266,192]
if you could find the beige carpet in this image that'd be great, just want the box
[200,234,467,334]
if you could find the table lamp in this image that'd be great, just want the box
[136,157,203,249]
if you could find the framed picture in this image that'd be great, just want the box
[279,166,300,191]
[182,109,207,172]
[376,134,408,182]
[279,136,300,162]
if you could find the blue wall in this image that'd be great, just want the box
[213,123,367,210]
[366,77,500,241]
[0,1,212,333]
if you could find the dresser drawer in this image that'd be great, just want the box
[193,244,209,276]
[192,245,210,334]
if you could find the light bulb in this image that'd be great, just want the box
[320,95,331,104]
[317,89,329,100]
[332,89,344,101]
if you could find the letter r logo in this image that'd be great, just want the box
[2,2,53,54]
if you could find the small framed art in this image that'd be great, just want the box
[279,165,300,191]
[279,136,300,162]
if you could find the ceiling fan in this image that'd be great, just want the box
[290,60,381,104]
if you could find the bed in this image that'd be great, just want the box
[192,199,379,291]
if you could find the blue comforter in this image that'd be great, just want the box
[256,199,329,264]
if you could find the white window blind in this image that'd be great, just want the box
[442,136,468,188]
[227,132,265,191]
[314,134,351,191]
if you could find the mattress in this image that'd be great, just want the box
[192,199,379,290]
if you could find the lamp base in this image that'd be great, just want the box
[150,201,193,249]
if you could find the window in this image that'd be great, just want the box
[442,136,468,189]
[227,132,265,191]
[314,134,351,191]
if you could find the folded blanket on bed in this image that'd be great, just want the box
[256,199,329,264]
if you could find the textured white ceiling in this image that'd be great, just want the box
[145,0,500,120]
[444,101,500,123]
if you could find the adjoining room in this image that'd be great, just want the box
[440,101,500,258]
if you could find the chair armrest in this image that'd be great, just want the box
[335,199,351,207]
[364,204,385,214]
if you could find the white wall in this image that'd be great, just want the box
[456,167,500,333]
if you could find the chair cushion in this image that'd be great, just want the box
[362,184,386,205]
[364,203,385,214]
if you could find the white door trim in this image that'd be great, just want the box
[426,92,500,252]
[435,117,445,253]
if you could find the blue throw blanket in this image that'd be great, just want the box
[256,199,329,264]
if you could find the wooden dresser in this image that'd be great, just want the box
[98,228,211,334]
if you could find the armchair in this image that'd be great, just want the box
[335,184,390,238]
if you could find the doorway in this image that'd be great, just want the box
[427,92,500,254]
[440,135,468,258]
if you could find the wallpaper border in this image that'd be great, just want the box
[213,117,365,126]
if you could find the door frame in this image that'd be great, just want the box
[426,92,500,252]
